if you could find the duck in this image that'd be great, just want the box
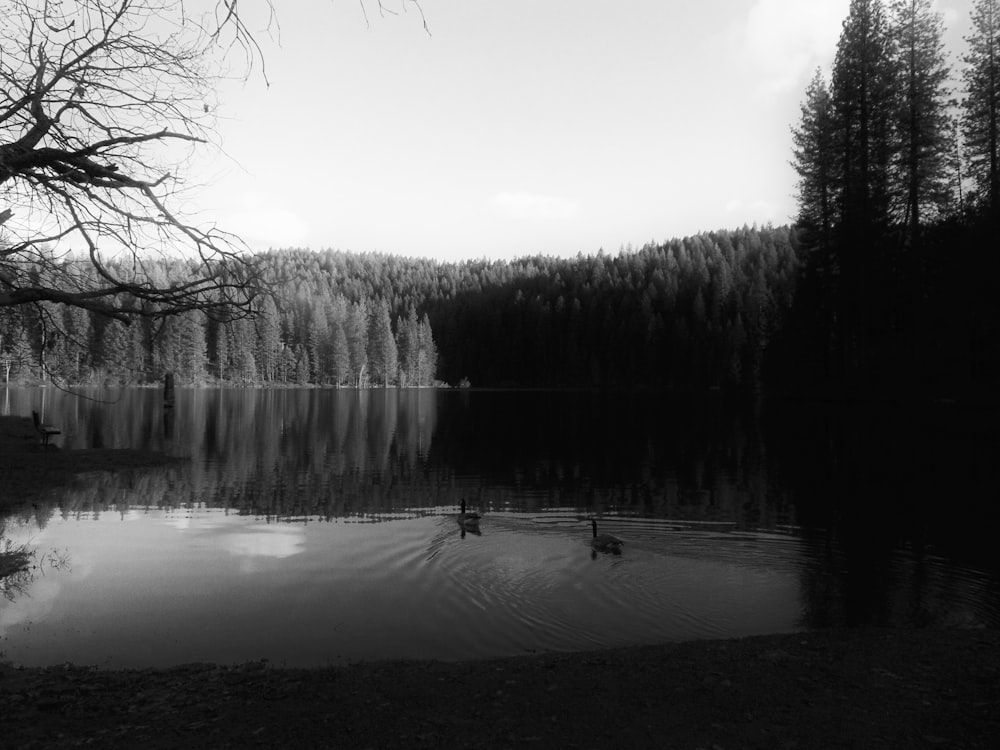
[457,499,481,532]
[590,519,623,555]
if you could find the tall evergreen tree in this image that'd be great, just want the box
[151,317,181,380]
[307,302,330,383]
[889,0,954,235]
[57,303,92,383]
[832,0,898,235]
[177,312,207,382]
[230,318,257,384]
[279,345,296,383]
[395,308,421,386]
[416,313,438,387]
[213,319,230,382]
[791,68,838,250]
[829,0,898,380]
[331,322,351,386]
[368,298,398,387]
[962,0,1000,216]
[294,344,311,386]
[98,319,129,382]
[346,302,369,387]
[255,296,283,383]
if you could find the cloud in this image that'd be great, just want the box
[743,0,848,93]
[492,192,581,221]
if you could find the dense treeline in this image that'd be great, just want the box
[0,251,439,389]
[426,228,797,389]
[258,233,800,390]
[0,227,798,391]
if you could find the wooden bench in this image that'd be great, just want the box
[32,410,61,447]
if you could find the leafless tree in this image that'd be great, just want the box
[0,0,273,324]
[1,0,429,332]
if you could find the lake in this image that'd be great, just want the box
[1,386,997,668]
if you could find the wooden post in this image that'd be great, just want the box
[163,372,175,409]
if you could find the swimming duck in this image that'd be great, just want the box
[590,519,623,555]
[457,499,481,531]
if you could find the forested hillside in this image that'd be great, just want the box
[424,227,797,389]
[0,225,798,391]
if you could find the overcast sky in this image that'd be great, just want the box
[192,0,972,262]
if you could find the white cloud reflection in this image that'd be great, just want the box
[222,527,305,560]
[165,513,307,571]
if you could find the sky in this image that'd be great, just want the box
[189,0,973,263]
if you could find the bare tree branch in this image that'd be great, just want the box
[1,0,262,324]
[1,0,428,350]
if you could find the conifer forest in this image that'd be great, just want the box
[2,0,998,399]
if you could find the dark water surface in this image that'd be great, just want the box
[1,387,997,667]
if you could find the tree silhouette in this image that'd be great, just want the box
[962,0,1000,217]
[889,0,954,237]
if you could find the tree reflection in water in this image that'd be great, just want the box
[0,387,997,647]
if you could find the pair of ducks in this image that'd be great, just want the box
[456,500,624,555]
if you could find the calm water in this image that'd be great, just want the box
[1,387,997,668]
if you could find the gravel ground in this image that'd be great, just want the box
[1,628,998,749]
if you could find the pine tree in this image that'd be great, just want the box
[331,322,351,386]
[346,301,369,387]
[962,0,1000,215]
[151,317,181,381]
[889,0,953,235]
[177,312,207,382]
[57,303,92,383]
[255,296,283,382]
[307,302,330,383]
[124,316,149,381]
[828,0,899,381]
[230,318,257,384]
[294,344,311,385]
[367,298,398,387]
[279,345,296,382]
[213,319,230,382]
[395,309,419,386]
[416,313,438,386]
[97,316,129,382]
[832,0,898,235]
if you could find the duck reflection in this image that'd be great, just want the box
[457,499,482,536]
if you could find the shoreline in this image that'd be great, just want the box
[0,414,180,509]
[1,628,997,749]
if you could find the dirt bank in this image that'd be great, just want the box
[0,628,997,749]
